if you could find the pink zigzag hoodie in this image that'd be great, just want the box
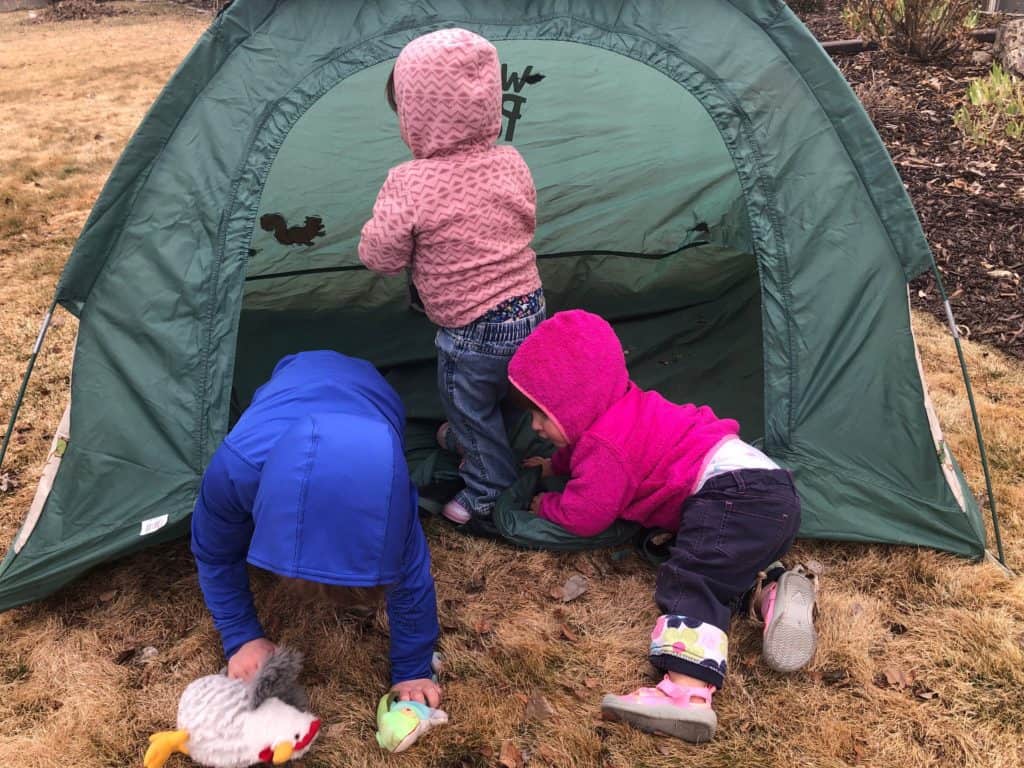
[508,310,740,537]
[358,28,541,328]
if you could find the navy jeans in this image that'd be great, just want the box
[649,469,801,687]
[436,307,545,516]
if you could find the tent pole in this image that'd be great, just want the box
[0,296,58,473]
[930,268,1005,567]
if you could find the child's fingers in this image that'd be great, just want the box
[408,689,426,705]
[424,684,441,709]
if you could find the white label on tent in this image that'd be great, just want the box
[140,514,169,536]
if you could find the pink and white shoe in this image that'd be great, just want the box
[757,565,818,673]
[600,675,717,743]
[442,499,472,525]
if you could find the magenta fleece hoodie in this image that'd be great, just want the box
[508,311,740,537]
[358,28,541,328]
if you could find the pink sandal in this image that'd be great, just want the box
[600,675,717,743]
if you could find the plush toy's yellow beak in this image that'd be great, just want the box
[272,741,294,764]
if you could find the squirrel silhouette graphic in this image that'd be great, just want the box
[260,213,325,246]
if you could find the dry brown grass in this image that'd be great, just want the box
[1,6,1023,768]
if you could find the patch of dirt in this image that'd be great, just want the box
[800,2,1024,358]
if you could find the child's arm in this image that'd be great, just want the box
[358,169,415,275]
[385,493,441,689]
[535,436,636,537]
[522,447,573,478]
[190,448,265,664]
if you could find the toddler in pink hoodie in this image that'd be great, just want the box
[359,29,544,525]
[509,310,818,743]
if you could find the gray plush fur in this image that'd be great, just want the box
[248,647,309,711]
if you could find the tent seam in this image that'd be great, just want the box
[760,7,930,281]
[194,2,288,469]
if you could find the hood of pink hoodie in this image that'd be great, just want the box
[392,28,502,159]
[508,310,630,444]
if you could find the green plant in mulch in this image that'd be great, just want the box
[954,63,1024,144]
[843,0,980,61]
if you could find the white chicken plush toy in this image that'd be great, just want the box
[144,648,320,768]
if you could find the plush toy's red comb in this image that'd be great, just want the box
[296,719,320,751]
[258,746,273,762]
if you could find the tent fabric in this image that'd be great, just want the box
[0,0,985,611]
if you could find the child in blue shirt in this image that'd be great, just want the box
[191,350,440,705]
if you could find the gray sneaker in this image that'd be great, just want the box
[754,564,818,673]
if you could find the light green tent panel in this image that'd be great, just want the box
[0,0,986,611]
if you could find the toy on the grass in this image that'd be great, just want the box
[144,647,320,768]
[375,691,449,753]
[375,652,448,753]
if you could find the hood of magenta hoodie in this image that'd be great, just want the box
[392,28,502,159]
[508,310,630,444]
[509,311,742,537]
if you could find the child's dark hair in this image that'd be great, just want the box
[385,68,397,112]
[507,382,540,413]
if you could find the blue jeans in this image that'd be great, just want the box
[436,307,546,516]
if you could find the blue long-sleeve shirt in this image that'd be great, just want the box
[190,351,439,684]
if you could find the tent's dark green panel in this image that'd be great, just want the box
[0,0,985,612]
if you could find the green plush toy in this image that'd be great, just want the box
[375,693,448,753]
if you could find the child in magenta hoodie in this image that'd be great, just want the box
[509,310,818,743]
[359,28,544,527]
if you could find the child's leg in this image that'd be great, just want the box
[603,469,800,742]
[435,320,534,519]
[651,470,800,684]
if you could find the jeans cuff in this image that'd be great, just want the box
[649,614,728,684]
[455,489,493,518]
[649,654,724,688]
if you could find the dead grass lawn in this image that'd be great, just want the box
[1,6,1023,768]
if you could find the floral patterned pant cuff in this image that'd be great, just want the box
[648,614,728,687]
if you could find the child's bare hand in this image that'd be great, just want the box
[529,494,543,514]
[392,678,443,708]
[522,456,553,478]
[227,637,277,682]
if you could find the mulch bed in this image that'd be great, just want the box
[801,2,1024,358]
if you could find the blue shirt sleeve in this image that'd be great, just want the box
[190,446,265,659]
[385,504,440,685]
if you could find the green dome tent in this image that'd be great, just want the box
[0,0,1001,610]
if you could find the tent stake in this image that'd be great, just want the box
[0,296,58,473]
[931,270,1005,567]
